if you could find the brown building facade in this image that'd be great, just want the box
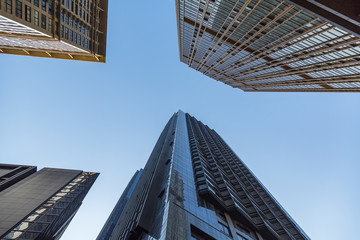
[0,0,108,62]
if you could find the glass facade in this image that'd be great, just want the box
[176,0,360,92]
[97,169,143,240]
[100,111,310,240]
[0,166,99,239]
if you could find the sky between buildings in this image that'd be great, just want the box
[0,1,359,240]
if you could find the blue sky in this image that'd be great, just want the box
[1,0,360,239]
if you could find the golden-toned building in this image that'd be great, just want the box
[176,0,360,92]
[0,0,108,62]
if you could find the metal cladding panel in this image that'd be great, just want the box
[0,168,81,237]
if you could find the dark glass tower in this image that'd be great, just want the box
[99,111,309,240]
[97,169,143,240]
[0,163,99,240]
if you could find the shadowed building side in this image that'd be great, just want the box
[0,165,99,240]
[97,169,143,240]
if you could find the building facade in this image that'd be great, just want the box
[97,169,143,240]
[176,0,360,92]
[0,0,108,62]
[0,163,99,239]
[99,111,309,240]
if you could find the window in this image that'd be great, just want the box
[69,30,73,41]
[60,24,64,37]
[41,0,46,11]
[41,14,46,29]
[34,0,39,7]
[34,10,39,26]
[65,0,69,8]
[15,0,22,18]
[5,0,13,13]
[48,18,52,32]
[25,5,31,22]
[55,22,58,34]
[218,221,231,236]
[73,32,77,43]
[65,27,68,39]
[48,0,53,14]
[191,225,216,240]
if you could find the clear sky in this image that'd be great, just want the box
[0,1,359,239]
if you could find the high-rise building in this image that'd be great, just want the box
[99,111,309,240]
[0,0,108,62]
[0,163,99,239]
[97,169,143,240]
[176,0,360,92]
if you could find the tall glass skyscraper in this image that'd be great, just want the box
[99,111,310,240]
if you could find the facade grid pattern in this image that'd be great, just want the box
[0,0,108,62]
[1,171,99,240]
[185,113,309,239]
[176,0,360,92]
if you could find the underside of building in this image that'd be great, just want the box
[176,0,360,92]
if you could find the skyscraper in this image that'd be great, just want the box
[176,0,360,92]
[0,0,108,62]
[99,111,309,240]
[0,163,99,239]
[97,169,143,240]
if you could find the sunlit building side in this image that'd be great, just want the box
[0,0,108,62]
